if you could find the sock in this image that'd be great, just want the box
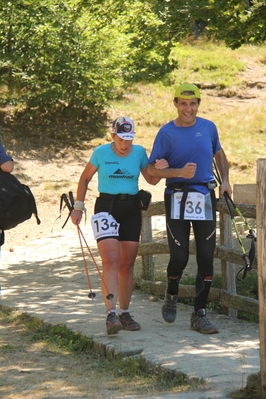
[107,310,118,316]
[167,276,180,296]
[120,309,129,315]
[194,274,212,312]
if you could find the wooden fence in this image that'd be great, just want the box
[138,199,258,317]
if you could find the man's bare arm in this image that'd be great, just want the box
[147,162,197,179]
[214,148,232,197]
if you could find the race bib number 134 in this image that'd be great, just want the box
[91,212,120,240]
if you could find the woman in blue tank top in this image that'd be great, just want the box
[71,116,168,335]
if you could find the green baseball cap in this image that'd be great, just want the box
[174,83,201,99]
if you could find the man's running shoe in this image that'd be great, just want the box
[106,312,122,335]
[119,312,141,331]
[162,290,178,323]
[191,308,219,334]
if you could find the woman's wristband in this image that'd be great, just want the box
[73,200,85,212]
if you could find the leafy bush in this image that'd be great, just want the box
[0,0,174,121]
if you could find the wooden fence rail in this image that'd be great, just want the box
[138,199,258,317]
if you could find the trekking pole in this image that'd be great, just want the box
[223,194,256,241]
[77,225,114,300]
[214,163,256,241]
[213,161,256,279]
[60,193,73,229]
[59,191,114,300]
[223,192,255,280]
[77,225,96,299]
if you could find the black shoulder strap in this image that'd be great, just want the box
[0,230,5,247]
[25,184,41,225]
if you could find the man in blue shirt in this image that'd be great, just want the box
[147,83,232,334]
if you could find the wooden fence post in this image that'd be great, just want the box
[140,214,154,280]
[256,158,266,398]
[219,211,237,318]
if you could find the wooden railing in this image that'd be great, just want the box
[138,199,258,317]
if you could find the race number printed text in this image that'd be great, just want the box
[91,212,120,240]
[171,192,208,220]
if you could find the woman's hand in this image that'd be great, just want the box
[154,158,169,170]
[71,210,83,225]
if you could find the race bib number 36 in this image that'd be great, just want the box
[91,212,120,240]
[171,192,213,221]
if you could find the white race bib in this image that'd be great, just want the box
[91,212,120,240]
[171,192,213,220]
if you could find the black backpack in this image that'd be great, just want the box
[0,171,41,245]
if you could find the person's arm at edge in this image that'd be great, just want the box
[1,160,14,173]
[214,148,232,198]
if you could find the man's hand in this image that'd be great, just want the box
[219,182,232,199]
[182,162,197,179]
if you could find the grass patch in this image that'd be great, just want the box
[44,181,72,191]
[169,40,246,88]
[0,305,203,397]
[0,306,94,354]
[231,372,262,399]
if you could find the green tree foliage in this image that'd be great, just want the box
[0,0,173,118]
[0,0,122,116]
[0,0,265,120]
[166,0,266,50]
[82,0,174,81]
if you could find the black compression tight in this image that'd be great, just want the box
[164,191,216,309]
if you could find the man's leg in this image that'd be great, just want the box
[162,194,190,323]
[190,192,218,334]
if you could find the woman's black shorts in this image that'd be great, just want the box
[94,194,141,243]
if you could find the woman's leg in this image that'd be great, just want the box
[118,240,141,330]
[118,241,139,310]
[97,238,121,312]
